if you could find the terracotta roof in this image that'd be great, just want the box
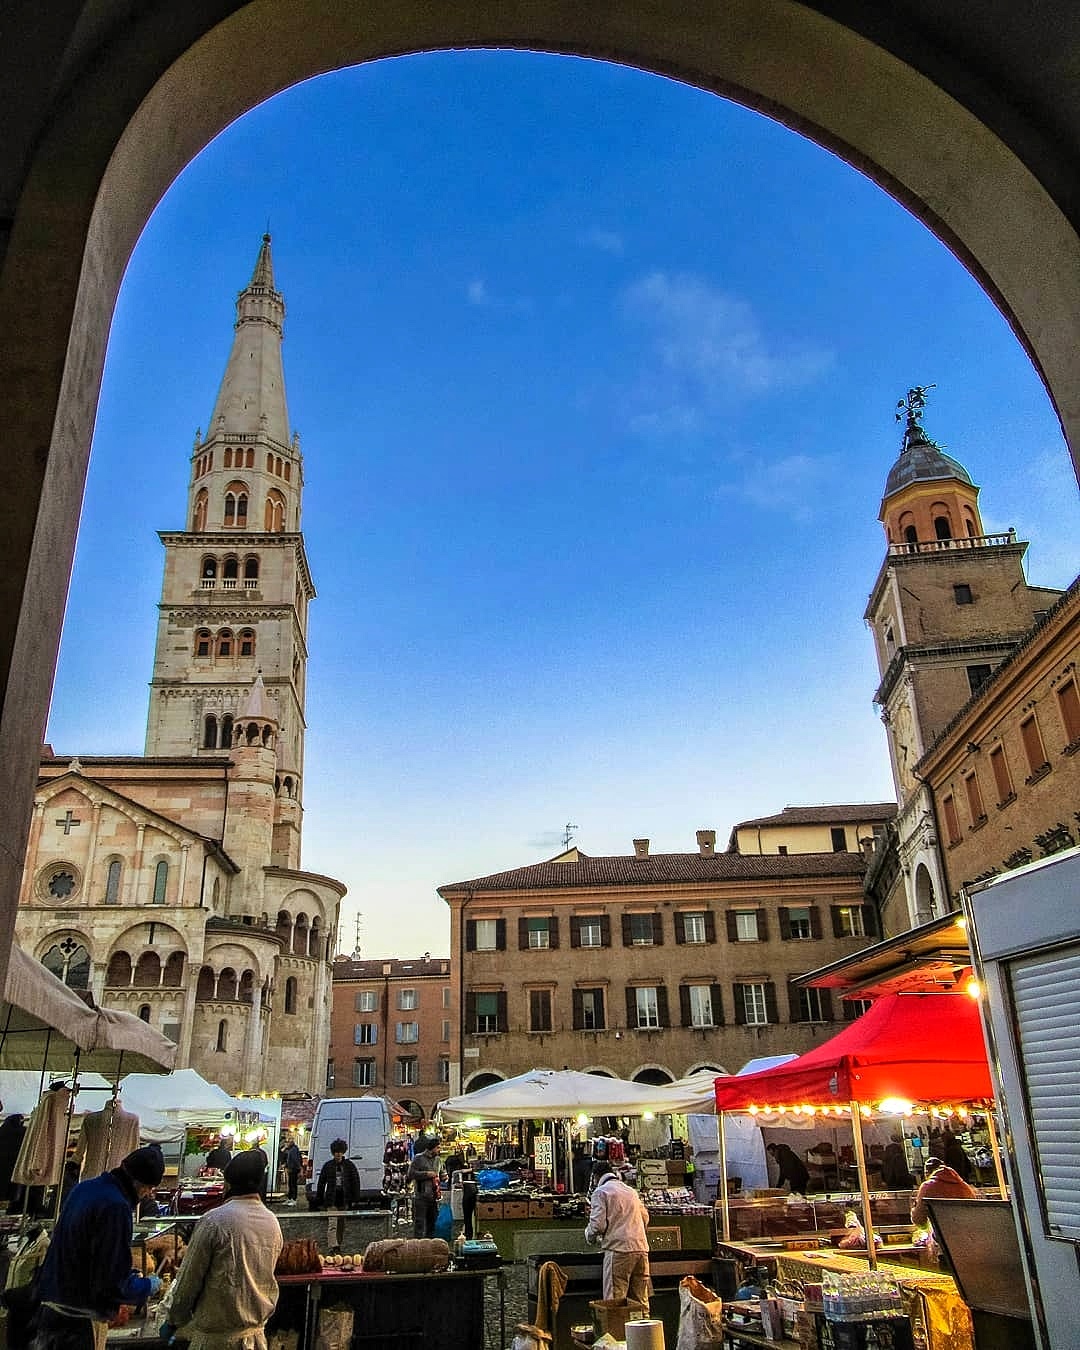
[438,850,866,895]
[729,802,897,834]
[332,956,451,980]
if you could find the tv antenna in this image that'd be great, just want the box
[562,822,579,849]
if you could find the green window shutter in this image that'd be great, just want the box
[465,920,477,952]
[651,912,664,946]
[518,918,529,950]
[778,908,792,940]
[679,985,692,1027]
[548,916,560,950]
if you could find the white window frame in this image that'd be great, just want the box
[835,906,866,938]
[352,1058,375,1087]
[355,990,378,1013]
[578,919,603,948]
[441,1019,451,1042]
[581,988,603,1031]
[798,987,826,1022]
[688,984,714,1028]
[475,992,499,1033]
[635,986,660,1029]
[396,1057,417,1087]
[735,911,760,942]
[442,986,452,1008]
[527,918,551,949]
[438,1057,451,1084]
[395,1021,419,1044]
[398,988,418,1010]
[474,919,498,951]
[787,907,812,940]
[354,1023,377,1045]
[741,983,768,1026]
[683,912,707,944]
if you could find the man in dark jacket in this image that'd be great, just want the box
[766,1142,810,1195]
[407,1137,441,1239]
[315,1140,362,1252]
[35,1146,164,1348]
[281,1138,303,1206]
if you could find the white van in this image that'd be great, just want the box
[305,1096,392,1207]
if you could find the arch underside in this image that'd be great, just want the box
[1,0,1079,977]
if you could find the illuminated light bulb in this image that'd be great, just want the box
[793,1106,803,1116]
[954,916,968,930]
[805,1106,816,1116]
[748,1105,759,1116]
[878,1098,913,1116]
[464,1117,482,1128]
[966,979,981,1000]
[860,1105,872,1118]
[577,1113,591,1125]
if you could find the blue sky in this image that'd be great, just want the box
[46,52,1079,958]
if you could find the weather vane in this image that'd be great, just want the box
[895,384,944,449]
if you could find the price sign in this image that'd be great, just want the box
[534,1135,554,1172]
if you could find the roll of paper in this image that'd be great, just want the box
[625,1318,665,1350]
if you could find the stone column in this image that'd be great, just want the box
[130,823,146,904]
[17,801,46,907]
[242,980,263,1093]
[83,802,101,901]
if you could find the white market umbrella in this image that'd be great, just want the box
[437,1068,669,1121]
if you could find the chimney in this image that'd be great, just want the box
[633,839,650,858]
[859,836,876,861]
[696,829,716,856]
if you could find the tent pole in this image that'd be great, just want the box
[718,1110,731,1242]
[986,1105,1007,1194]
[849,1101,878,1270]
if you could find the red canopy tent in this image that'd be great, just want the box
[712,992,996,1265]
[713,991,993,1111]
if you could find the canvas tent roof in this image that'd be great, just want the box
[713,992,992,1111]
[120,1067,274,1123]
[0,945,175,1074]
[438,1068,676,1121]
[0,1070,182,1143]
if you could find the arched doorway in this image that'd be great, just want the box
[2,4,1080,973]
[632,1067,674,1086]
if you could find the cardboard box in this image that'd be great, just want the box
[528,1198,554,1219]
[502,1200,529,1219]
[665,1161,687,1180]
[477,1200,503,1221]
[646,1226,682,1251]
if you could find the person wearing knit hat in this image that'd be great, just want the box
[34,1143,164,1346]
[162,1149,283,1350]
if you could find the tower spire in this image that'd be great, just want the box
[206,234,290,445]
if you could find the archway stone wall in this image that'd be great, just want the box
[3,0,1080,991]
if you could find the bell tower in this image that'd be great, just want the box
[865,387,1055,925]
[145,236,314,866]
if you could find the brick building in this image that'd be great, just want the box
[439,829,877,1093]
[328,955,453,1119]
[727,803,896,857]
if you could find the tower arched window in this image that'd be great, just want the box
[196,965,215,1000]
[239,969,255,1004]
[266,452,274,472]
[224,447,233,468]
[192,489,208,532]
[933,515,952,540]
[164,951,185,987]
[244,557,259,585]
[138,1004,151,1023]
[134,950,160,985]
[216,1019,228,1052]
[220,714,233,748]
[239,629,255,658]
[284,462,291,483]
[105,859,122,904]
[265,490,286,532]
[236,493,248,526]
[105,950,131,986]
[223,556,239,582]
[903,524,918,544]
[219,967,238,1000]
[203,715,218,749]
[153,860,168,904]
[196,629,212,658]
[42,939,90,990]
[284,977,298,1015]
[201,556,217,580]
[245,448,254,468]
[216,629,233,658]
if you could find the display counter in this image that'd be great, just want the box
[272,1266,498,1350]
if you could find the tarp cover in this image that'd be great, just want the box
[0,1070,182,1143]
[438,1068,675,1120]
[0,946,175,1074]
[713,992,992,1111]
[120,1067,275,1124]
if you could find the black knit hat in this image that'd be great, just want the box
[224,1149,267,1194]
[122,1145,165,1187]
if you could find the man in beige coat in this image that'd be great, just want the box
[585,1162,651,1314]
[163,1151,283,1350]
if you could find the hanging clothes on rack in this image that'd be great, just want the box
[12,1084,72,1187]
[74,1100,141,1178]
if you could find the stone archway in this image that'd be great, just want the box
[3,1,1080,983]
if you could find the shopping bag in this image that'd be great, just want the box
[433,1199,453,1240]
[675,1275,724,1349]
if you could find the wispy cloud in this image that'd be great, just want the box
[465,277,533,313]
[582,227,624,256]
[620,270,832,435]
[717,450,841,521]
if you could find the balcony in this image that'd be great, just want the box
[886,530,1016,558]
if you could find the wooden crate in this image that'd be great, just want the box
[528,1198,554,1219]
[477,1200,503,1221]
[502,1200,529,1219]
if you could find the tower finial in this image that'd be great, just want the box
[895,384,940,451]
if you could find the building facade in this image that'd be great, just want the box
[863,389,1065,933]
[15,238,345,1094]
[328,956,453,1119]
[439,830,877,1093]
[727,803,896,857]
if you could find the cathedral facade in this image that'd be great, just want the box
[15,238,345,1095]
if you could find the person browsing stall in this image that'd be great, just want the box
[911,1156,978,1226]
[161,1151,283,1350]
[407,1137,441,1238]
[316,1139,362,1253]
[35,1145,165,1349]
[766,1142,810,1195]
[584,1162,651,1314]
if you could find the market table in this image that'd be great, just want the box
[274,1265,503,1350]
[774,1249,973,1350]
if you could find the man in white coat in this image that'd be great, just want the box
[584,1162,651,1313]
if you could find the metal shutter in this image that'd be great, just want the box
[1009,942,1080,1240]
